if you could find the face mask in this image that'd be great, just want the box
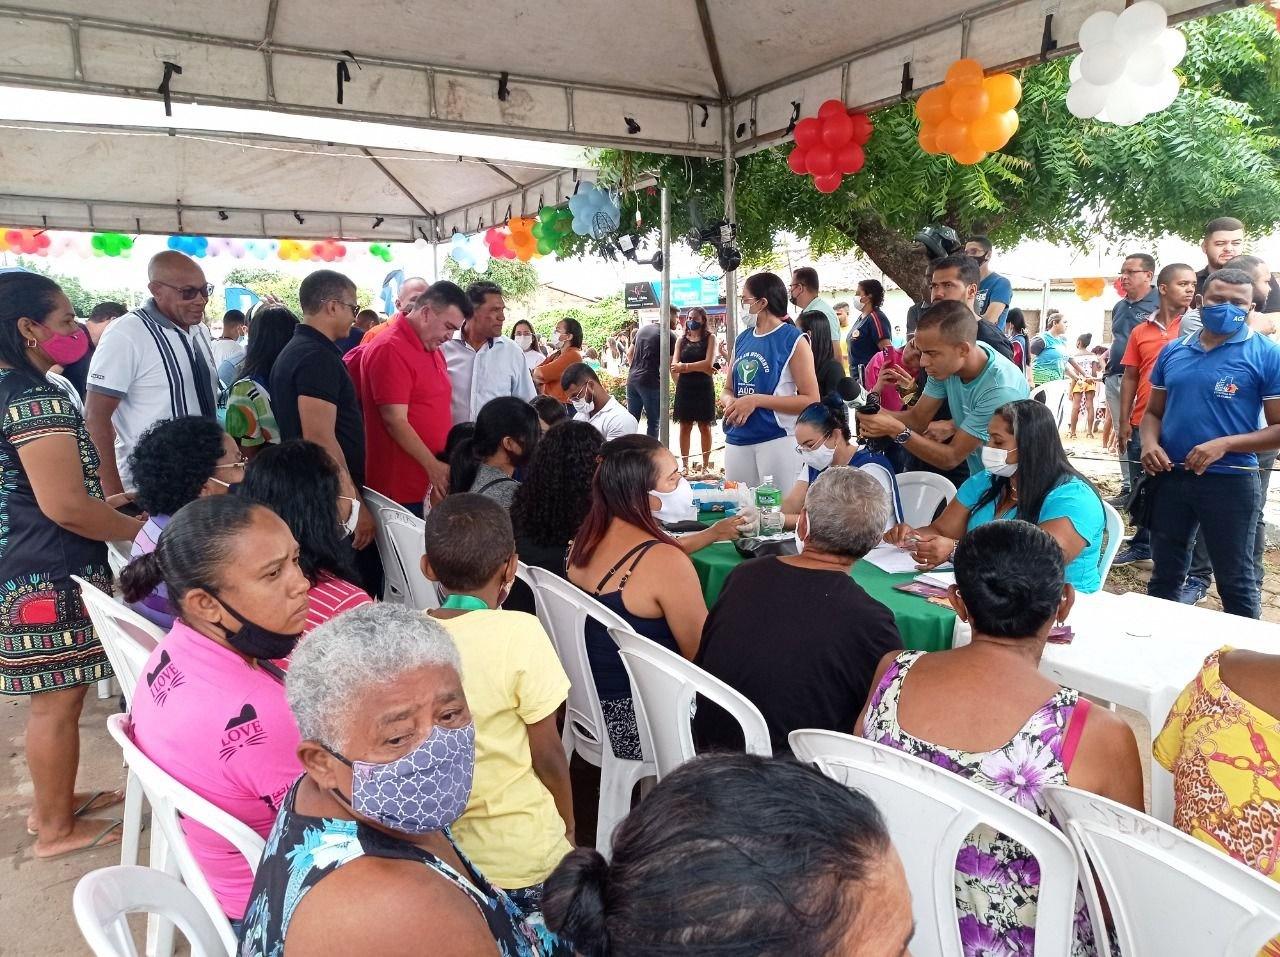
[1200,301,1249,336]
[571,393,593,416]
[981,446,1018,478]
[209,591,301,660]
[327,722,476,834]
[686,320,701,331]
[794,513,807,554]
[338,496,361,539]
[37,326,90,366]
[798,441,836,472]
[651,477,697,523]
[514,333,533,350]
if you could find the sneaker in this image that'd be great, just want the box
[1177,575,1210,605]
[1106,491,1131,507]
[1112,544,1153,569]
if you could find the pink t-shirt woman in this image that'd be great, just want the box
[863,345,908,411]
[130,620,303,919]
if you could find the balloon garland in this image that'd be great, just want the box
[568,185,621,238]
[915,59,1022,165]
[505,217,539,262]
[787,100,874,193]
[369,243,393,262]
[448,232,492,272]
[167,234,209,258]
[1067,2,1185,126]
[91,233,134,257]
[485,227,517,260]
[532,205,574,256]
[1,228,51,256]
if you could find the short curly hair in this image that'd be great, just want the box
[511,420,603,547]
[128,417,228,516]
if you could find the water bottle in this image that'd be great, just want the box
[756,475,783,534]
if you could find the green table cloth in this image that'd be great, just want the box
[688,537,956,653]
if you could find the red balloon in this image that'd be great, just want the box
[813,172,843,194]
[794,117,822,150]
[835,142,865,175]
[821,111,854,149]
[787,147,809,175]
[806,145,835,176]
[848,112,874,145]
[817,98,847,120]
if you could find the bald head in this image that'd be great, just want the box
[147,250,209,328]
[397,277,429,312]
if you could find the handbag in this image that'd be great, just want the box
[1126,471,1162,528]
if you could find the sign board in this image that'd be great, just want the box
[624,276,723,310]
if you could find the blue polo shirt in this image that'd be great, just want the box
[976,273,1013,329]
[1149,327,1280,473]
[923,343,1030,477]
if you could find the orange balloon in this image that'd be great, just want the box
[984,73,1022,112]
[918,126,942,155]
[935,117,970,155]
[945,58,985,90]
[915,87,951,126]
[969,110,1018,152]
[951,145,988,166]
[949,84,990,122]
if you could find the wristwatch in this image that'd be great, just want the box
[893,428,912,445]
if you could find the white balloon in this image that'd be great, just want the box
[1105,79,1146,126]
[1069,56,1083,83]
[1149,71,1181,112]
[1158,28,1187,68]
[1126,44,1169,86]
[1117,1,1168,43]
[1078,10,1117,50]
[1066,80,1107,119]
[1079,43,1128,86]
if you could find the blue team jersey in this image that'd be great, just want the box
[726,321,804,446]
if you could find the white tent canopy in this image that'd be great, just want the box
[0,0,1236,160]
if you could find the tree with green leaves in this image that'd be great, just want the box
[221,266,373,318]
[442,257,540,303]
[530,293,629,352]
[587,6,1280,301]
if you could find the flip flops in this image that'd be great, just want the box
[32,819,123,861]
[26,788,126,836]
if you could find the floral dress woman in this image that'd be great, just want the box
[861,650,1100,956]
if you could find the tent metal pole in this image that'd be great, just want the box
[659,186,672,448]
[722,111,737,358]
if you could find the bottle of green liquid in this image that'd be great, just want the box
[756,475,782,533]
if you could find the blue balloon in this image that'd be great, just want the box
[568,185,620,238]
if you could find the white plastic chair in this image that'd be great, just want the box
[74,865,227,957]
[362,486,438,609]
[790,729,1078,957]
[74,575,166,870]
[1032,378,1072,429]
[1044,785,1280,957]
[527,567,655,857]
[611,625,771,780]
[106,714,265,957]
[896,471,958,527]
[106,541,133,578]
[1098,499,1123,583]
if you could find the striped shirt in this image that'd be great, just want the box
[304,571,372,633]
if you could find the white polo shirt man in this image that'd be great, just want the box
[575,396,639,441]
[442,331,536,423]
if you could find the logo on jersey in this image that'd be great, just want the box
[1214,375,1239,399]
[145,650,184,706]
[734,352,771,396]
[219,703,268,762]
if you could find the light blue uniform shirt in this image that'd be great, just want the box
[922,343,1030,477]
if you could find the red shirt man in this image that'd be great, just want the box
[1119,263,1198,441]
[356,282,470,510]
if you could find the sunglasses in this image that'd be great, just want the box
[324,299,360,318]
[154,281,215,301]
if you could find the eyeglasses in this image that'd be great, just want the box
[740,296,762,306]
[796,431,833,454]
[324,299,359,318]
[1119,269,1151,277]
[154,281,215,301]
[213,459,247,473]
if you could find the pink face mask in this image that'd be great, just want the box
[38,327,89,366]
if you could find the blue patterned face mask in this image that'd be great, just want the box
[326,723,475,834]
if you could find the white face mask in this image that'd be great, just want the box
[571,392,593,416]
[514,333,533,350]
[794,512,807,554]
[981,446,1018,478]
[797,441,836,472]
[338,496,361,538]
[650,477,697,524]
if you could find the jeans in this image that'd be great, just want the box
[1125,432,1150,552]
[627,382,661,438]
[1104,374,1130,490]
[1148,470,1260,618]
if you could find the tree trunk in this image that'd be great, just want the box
[841,211,931,304]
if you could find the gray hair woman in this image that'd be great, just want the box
[237,604,568,957]
[693,467,904,755]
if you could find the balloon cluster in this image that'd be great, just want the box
[485,227,517,260]
[207,237,245,258]
[90,232,134,257]
[448,232,492,272]
[310,240,347,262]
[1,228,51,256]
[167,235,209,257]
[568,185,621,238]
[915,60,1022,165]
[1074,277,1107,301]
[1067,2,1185,126]
[369,243,393,262]
[533,205,573,256]
[277,239,310,261]
[244,239,278,259]
[505,216,539,262]
[787,100,874,193]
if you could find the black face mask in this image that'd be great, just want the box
[209,591,301,660]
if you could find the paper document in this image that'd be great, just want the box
[863,543,924,574]
[915,570,956,589]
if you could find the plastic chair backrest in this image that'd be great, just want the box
[361,486,437,609]
[514,561,548,628]
[1098,499,1123,582]
[896,471,958,528]
[611,626,771,779]
[857,461,904,529]
[1044,784,1280,957]
[106,714,265,956]
[1032,379,1071,429]
[73,576,165,708]
[790,729,1078,957]
[74,865,227,957]
[106,541,132,578]
[528,567,631,757]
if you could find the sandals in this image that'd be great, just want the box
[27,788,126,836]
[32,819,123,861]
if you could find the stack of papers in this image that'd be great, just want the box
[915,570,956,589]
[862,543,954,576]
